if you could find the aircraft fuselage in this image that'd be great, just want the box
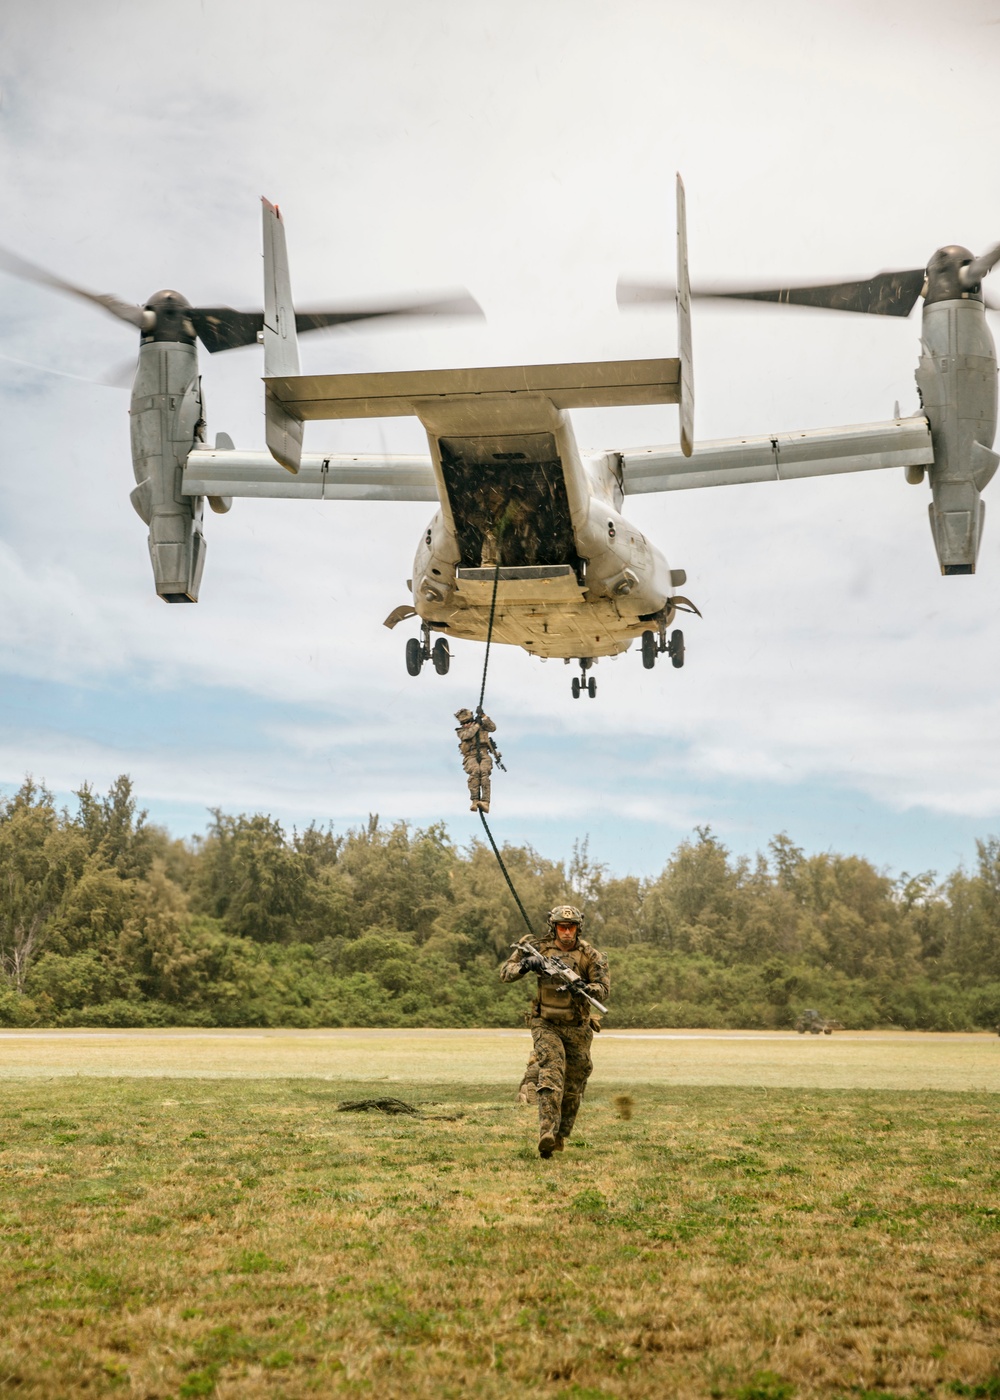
[409,394,679,659]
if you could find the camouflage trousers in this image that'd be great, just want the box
[462,753,492,808]
[529,1016,593,1142]
[518,1049,539,1103]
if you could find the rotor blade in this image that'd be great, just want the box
[0,244,147,327]
[185,308,264,354]
[97,354,140,389]
[188,291,483,355]
[294,291,484,334]
[695,269,926,317]
[962,241,1000,288]
[619,268,926,317]
[0,348,134,388]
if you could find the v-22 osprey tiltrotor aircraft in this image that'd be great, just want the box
[2,177,998,698]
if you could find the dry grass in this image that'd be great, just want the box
[0,1076,998,1398]
[0,1027,995,1091]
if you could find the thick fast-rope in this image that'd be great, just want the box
[478,806,535,940]
[472,557,536,940]
[477,557,502,716]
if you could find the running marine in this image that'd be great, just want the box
[500,904,610,1158]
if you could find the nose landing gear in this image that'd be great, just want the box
[405,624,450,677]
[641,626,685,670]
[570,658,597,699]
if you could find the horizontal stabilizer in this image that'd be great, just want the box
[265,358,681,422]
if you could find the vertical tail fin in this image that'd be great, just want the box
[676,174,694,457]
[262,198,303,474]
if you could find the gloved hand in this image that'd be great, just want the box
[520,953,546,974]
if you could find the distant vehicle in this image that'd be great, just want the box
[795,1009,843,1035]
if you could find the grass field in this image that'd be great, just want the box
[0,1033,998,1398]
[0,1027,996,1091]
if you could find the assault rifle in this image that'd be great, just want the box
[476,709,506,773]
[513,939,608,1015]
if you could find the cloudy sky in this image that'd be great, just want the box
[0,0,999,882]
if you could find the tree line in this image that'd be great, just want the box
[0,775,998,1031]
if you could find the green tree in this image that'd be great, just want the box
[942,839,1000,981]
[0,780,86,992]
[789,853,918,980]
[335,818,457,940]
[75,775,151,879]
[194,811,311,942]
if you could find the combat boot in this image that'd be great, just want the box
[552,1135,565,1152]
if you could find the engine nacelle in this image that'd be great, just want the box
[915,290,999,575]
[129,339,207,601]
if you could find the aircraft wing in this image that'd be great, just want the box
[183,414,934,503]
[183,448,436,501]
[621,416,934,494]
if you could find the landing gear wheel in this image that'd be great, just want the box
[432,638,451,675]
[669,628,685,669]
[405,637,423,676]
[641,630,657,669]
[587,676,596,698]
[571,677,581,699]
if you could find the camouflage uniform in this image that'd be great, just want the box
[455,708,498,813]
[517,1049,539,1104]
[500,921,610,1155]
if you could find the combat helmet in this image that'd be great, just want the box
[455,708,474,721]
[547,903,584,930]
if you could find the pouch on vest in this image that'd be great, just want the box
[538,981,576,1023]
